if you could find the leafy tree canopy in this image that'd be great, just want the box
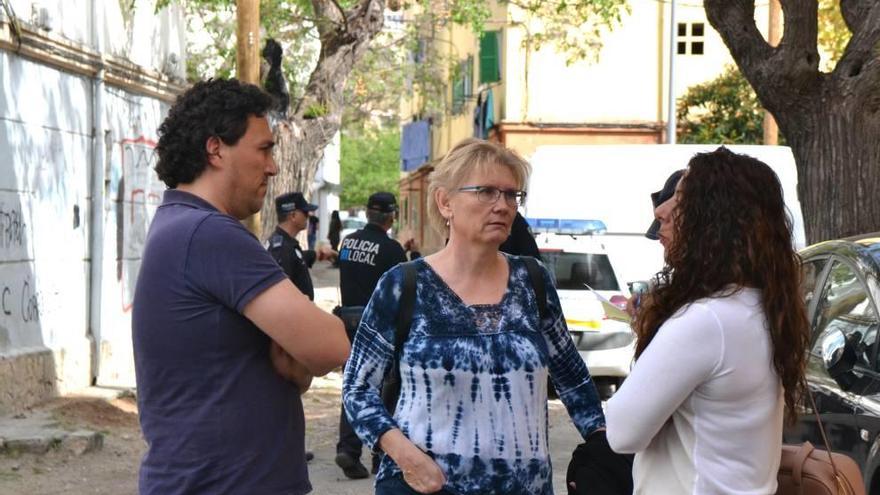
[677,1,846,145]
[677,65,766,145]
[340,127,401,209]
[156,0,629,131]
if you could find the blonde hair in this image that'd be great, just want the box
[427,138,532,234]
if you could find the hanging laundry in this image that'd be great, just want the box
[401,120,431,171]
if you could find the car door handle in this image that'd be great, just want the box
[861,429,871,442]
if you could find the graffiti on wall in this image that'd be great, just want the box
[0,198,41,336]
[116,137,162,312]
[1,275,41,323]
[0,204,27,251]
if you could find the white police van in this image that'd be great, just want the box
[523,144,808,399]
[528,218,634,400]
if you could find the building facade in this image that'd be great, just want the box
[398,0,773,252]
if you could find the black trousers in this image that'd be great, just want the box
[337,367,364,457]
[337,319,364,457]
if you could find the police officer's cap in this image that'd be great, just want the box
[275,192,318,214]
[645,170,685,240]
[367,192,398,213]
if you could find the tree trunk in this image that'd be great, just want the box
[261,119,322,238]
[258,0,385,239]
[704,0,880,244]
[783,104,880,243]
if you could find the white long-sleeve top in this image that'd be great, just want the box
[606,288,783,494]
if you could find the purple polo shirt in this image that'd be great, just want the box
[132,189,309,494]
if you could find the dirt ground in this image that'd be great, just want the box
[0,264,583,494]
[0,376,581,495]
[0,375,361,495]
[0,395,143,495]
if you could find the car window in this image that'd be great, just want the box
[540,252,620,291]
[810,260,879,370]
[342,218,366,229]
[801,258,827,314]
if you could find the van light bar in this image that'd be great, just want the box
[526,218,608,235]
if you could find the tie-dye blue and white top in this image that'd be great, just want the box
[342,255,605,495]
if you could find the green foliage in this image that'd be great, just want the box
[450,0,492,32]
[676,2,847,144]
[677,65,767,145]
[160,0,629,131]
[303,102,328,118]
[159,0,320,104]
[818,0,849,70]
[508,0,630,65]
[342,27,409,130]
[340,128,401,209]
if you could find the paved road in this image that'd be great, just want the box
[307,401,581,495]
[307,262,583,494]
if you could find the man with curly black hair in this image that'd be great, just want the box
[133,78,350,495]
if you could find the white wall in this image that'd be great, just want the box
[503,1,769,125]
[0,0,183,397]
[314,131,341,245]
[95,88,168,387]
[4,0,186,80]
[0,51,92,391]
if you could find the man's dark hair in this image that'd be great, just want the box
[154,78,274,188]
[367,209,394,227]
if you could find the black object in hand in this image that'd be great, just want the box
[566,430,634,495]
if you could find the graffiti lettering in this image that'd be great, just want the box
[119,137,160,313]
[0,205,27,250]
[21,279,40,323]
[0,278,41,323]
[1,286,10,315]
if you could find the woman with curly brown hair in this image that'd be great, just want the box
[605,147,810,494]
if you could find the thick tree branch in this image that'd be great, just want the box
[840,0,873,35]
[777,0,819,64]
[704,0,819,114]
[703,1,774,82]
[260,0,386,237]
[312,0,347,38]
[852,56,880,109]
[835,2,880,80]
[296,0,383,118]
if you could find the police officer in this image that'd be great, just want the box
[267,191,322,464]
[268,192,319,301]
[334,191,420,479]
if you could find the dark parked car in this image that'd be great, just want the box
[784,233,880,493]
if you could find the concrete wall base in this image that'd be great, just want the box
[0,348,57,414]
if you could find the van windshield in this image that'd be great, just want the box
[541,252,620,291]
[342,218,366,229]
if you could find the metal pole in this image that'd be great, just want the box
[87,0,106,384]
[666,0,676,144]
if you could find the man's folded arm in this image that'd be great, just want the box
[244,279,350,375]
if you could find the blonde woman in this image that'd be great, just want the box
[343,138,605,495]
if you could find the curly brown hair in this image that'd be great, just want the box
[155,78,274,188]
[634,147,810,425]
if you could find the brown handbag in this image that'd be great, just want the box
[776,391,865,495]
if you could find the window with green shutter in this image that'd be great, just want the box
[452,75,465,114]
[452,57,473,114]
[479,31,500,84]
